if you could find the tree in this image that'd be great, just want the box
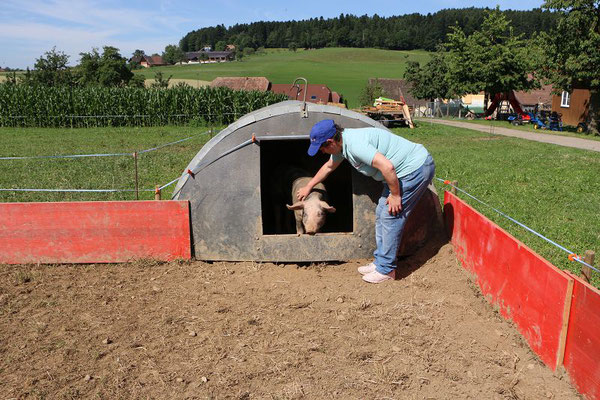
[215,41,227,51]
[404,52,453,101]
[78,46,133,87]
[150,71,171,88]
[288,42,298,52]
[30,47,74,86]
[162,44,185,65]
[537,0,600,132]
[444,8,539,111]
[358,78,384,107]
[77,48,101,86]
[128,74,146,88]
[132,49,146,58]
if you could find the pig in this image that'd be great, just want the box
[286,173,336,235]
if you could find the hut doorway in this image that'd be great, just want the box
[259,138,353,235]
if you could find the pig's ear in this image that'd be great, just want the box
[320,201,336,213]
[286,202,305,210]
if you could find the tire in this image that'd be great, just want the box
[381,119,390,128]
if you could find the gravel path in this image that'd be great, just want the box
[419,118,600,152]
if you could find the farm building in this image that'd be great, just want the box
[551,85,592,127]
[129,54,167,68]
[183,51,233,64]
[513,84,553,112]
[209,77,344,105]
[461,92,485,114]
[270,83,343,105]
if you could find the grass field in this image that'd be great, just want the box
[0,124,219,203]
[1,122,598,285]
[133,48,432,108]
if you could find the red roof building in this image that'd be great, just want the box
[270,83,341,104]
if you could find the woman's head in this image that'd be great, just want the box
[307,120,343,156]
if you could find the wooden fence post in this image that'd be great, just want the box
[581,250,595,283]
[133,152,139,200]
[450,180,458,195]
[154,185,161,201]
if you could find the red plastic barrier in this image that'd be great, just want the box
[563,272,600,400]
[443,191,573,370]
[0,201,191,264]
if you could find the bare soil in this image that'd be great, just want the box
[0,237,580,399]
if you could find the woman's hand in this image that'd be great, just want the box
[296,186,312,201]
[386,193,402,216]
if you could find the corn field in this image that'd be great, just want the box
[0,84,288,127]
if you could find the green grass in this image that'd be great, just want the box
[403,120,600,286]
[0,124,221,203]
[0,121,598,286]
[446,117,600,142]
[134,48,432,108]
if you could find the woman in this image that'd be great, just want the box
[297,119,435,284]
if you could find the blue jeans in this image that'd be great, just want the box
[373,154,435,275]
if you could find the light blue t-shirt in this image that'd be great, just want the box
[331,127,428,181]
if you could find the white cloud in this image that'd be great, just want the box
[0,0,193,67]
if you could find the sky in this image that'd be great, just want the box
[1,0,545,69]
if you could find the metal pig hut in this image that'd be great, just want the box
[173,100,387,262]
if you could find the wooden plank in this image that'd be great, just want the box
[556,278,574,369]
[581,250,595,283]
[563,272,600,400]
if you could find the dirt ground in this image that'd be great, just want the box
[0,237,581,399]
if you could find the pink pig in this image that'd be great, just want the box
[287,176,336,235]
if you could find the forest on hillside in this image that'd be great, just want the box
[180,8,559,52]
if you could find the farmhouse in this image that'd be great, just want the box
[513,84,554,112]
[551,84,591,127]
[129,55,167,68]
[183,51,233,64]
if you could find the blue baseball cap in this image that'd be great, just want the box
[308,119,336,156]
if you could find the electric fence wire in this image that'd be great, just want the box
[437,177,598,274]
[0,130,210,160]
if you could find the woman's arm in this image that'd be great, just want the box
[296,157,342,200]
[371,152,402,216]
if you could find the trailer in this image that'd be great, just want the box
[360,97,414,128]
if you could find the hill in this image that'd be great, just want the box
[133,48,431,108]
[180,8,558,53]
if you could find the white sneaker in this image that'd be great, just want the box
[358,262,376,275]
[362,270,395,284]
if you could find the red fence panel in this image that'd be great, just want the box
[563,272,600,400]
[443,191,573,370]
[0,201,191,264]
